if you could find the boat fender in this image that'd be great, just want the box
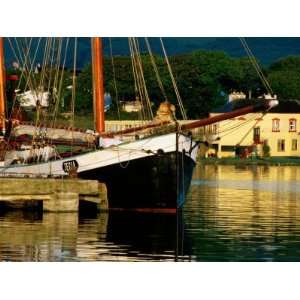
[157,149,164,156]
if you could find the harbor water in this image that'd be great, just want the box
[1,164,300,261]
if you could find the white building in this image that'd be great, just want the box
[121,100,142,112]
[228,91,246,102]
[17,90,49,108]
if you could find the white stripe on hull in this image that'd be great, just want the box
[0,133,198,177]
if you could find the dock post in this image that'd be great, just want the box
[97,183,108,211]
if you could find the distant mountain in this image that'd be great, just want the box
[102,37,300,66]
[202,37,300,65]
[4,37,300,68]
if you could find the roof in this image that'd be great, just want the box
[212,99,300,114]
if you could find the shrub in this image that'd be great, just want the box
[262,144,271,157]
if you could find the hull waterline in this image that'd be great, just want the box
[79,151,196,211]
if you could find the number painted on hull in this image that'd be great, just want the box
[62,160,79,173]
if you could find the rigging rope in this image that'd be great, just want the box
[128,37,153,121]
[7,37,42,118]
[132,37,153,120]
[12,38,37,96]
[70,37,78,154]
[128,38,145,122]
[159,37,187,120]
[239,37,274,96]
[51,38,69,130]
[109,37,121,120]
[134,37,154,120]
[217,113,263,139]
[71,38,77,129]
[144,37,168,103]
[6,37,43,151]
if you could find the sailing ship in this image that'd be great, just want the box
[0,37,278,211]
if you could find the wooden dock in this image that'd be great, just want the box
[0,178,108,212]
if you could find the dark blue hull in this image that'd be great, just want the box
[79,151,195,211]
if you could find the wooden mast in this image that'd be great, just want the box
[92,37,105,133]
[0,37,6,136]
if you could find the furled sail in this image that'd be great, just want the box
[11,124,97,144]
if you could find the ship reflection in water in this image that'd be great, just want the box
[1,164,300,261]
[0,210,191,262]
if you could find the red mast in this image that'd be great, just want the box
[92,37,105,133]
[0,37,6,136]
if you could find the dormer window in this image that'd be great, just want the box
[272,118,280,132]
[289,119,297,132]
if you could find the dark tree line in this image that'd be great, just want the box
[7,51,300,119]
[75,50,264,118]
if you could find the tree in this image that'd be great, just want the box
[268,70,300,99]
[74,64,93,112]
[168,51,239,117]
[269,56,300,72]
[267,56,300,99]
[234,57,265,97]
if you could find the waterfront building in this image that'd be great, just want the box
[104,97,300,159]
[205,99,300,158]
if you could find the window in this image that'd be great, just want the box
[253,127,260,143]
[211,144,219,151]
[221,145,235,152]
[289,119,297,132]
[272,118,280,132]
[292,139,298,151]
[213,124,218,135]
[277,139,285,152]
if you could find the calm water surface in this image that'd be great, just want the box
[1,164,300,262]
